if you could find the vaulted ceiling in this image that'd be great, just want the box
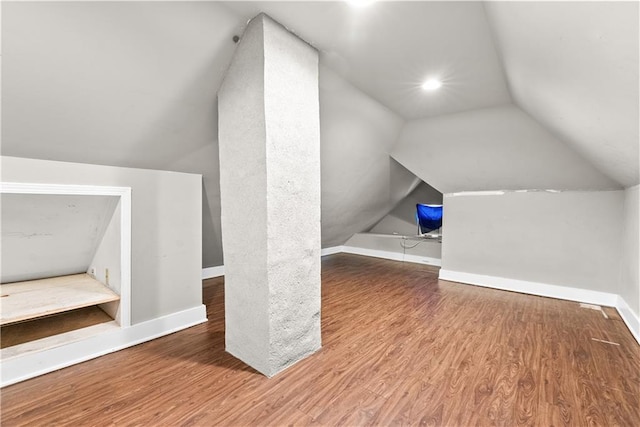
[225,1,638,189]
[485,1,638,187]
[2,1,637,267]
[224,1,512,119]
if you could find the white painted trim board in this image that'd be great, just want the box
[616,295,640,345]
[439,269,640,346]
[201,246,348,279]
[341,246,441,267]
[201,245,441,280]
[202,265,224,280]
[0,305,207,387]
[321,246,343,256]
[439,269,618,306]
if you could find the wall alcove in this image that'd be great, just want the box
[0,182,131,361]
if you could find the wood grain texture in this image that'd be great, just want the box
[0,274,119,325]
[1,306,113,349]
[1,254,639,426]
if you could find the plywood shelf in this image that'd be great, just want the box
[0,274,119,326]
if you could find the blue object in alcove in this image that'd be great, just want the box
[416,204,443,234]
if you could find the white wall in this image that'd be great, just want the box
[2,1,238,269]
[620,185,639,316]
[391,105,620,193]
[441,190,624,294]
[370,182,442,236]
[90,201,122,321]
[319,65,409,247]
[2,2,415,267]
[344,233,441,265]
[1,156,203,325]
[1,193,118,283]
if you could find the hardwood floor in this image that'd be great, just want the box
[2,254,639,426]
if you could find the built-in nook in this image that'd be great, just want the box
[343,179,444,266]
[0,183,131,361]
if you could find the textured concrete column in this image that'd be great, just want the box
[217,14,321,377]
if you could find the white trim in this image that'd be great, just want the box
[616,295,640,345]
[1,182,130,197]
[202,265,224,280]
[1,182,132,327]
[200,245,440,278]
[438,269,619,307]
[446,190,506,197]
[438,269,640,346]
[0,305,207,387]
[321,246,343,256]
[201,246,346,279]
[118,188,132,327]
[342,246,441,267]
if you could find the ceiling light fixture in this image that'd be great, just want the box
[348,0,375,8]
[421,79,442,91]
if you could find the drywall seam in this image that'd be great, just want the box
[0,305,207,387]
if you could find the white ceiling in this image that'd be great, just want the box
[223,1,512,119]
[224,1,638,187]
[392,105,620,193]
[2,1,637,267]
[485,1,639,187]
[2,1,417,261]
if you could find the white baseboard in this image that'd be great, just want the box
[439,269,640,346]
[342,246,441,267]
[438,269,618,307]
[616,295,640,345]
[321,246,343,256]
[202,265,224,279]
[201,247,347,280]
[1,305,207,387]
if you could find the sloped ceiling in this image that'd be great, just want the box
[391,105,619,193]
[2,1,637,267]
[1,2,414,266]
[485,1,639,187]
[2,1,240,170]
[223,1,512,119]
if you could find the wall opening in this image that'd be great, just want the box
[0,182,131,360]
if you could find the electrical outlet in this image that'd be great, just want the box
[90,268,96,278]
[105,268,110,286]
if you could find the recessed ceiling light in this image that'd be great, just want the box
[421,79,442,91]
[348,0,375,8]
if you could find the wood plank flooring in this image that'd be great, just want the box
[2,254,639,426]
